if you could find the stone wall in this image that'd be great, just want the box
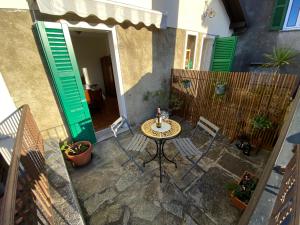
[0,9,65,136]
[233,0,300,75]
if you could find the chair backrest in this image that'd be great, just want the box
[111,116,133,138]
[196,116,219,138]
[193,117,220,155]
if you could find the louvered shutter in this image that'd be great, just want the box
[210,36,238,72]
[34,21,96,143]
[270,0,289,30]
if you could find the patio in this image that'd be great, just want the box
[67,118,270,225]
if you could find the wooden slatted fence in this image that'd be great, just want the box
[170,69,299,149]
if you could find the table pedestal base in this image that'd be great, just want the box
[143,139,177,183]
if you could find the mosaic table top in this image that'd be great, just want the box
[141,118,181,140]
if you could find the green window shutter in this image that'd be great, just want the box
[34,21,96,144]
[210,36,238,72]
[270,0,289,30]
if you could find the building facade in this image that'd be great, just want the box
[233,0,300,74]
[0,0,233,142]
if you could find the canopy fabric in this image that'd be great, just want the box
[36,0,166,28]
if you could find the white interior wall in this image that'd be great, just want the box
[71,32,110,95]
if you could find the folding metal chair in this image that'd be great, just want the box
[111,116,149,172]
[172,116,219,179]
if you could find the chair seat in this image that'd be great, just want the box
[172,138,203,157]
[126,134,149,152]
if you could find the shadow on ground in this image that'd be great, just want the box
[67,118,270,225]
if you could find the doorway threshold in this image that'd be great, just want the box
[95,127,128,143]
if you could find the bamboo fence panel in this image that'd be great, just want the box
[170,69,299,149]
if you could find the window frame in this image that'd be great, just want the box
[182,31,198,70]
[198,34,215,70]
[283,0,300,30]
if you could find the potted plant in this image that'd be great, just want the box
[60,141,93,167]
[181,79,192,89]
[226,171,258,210]
[143,89,183,118]
[215,82,227,95]
[261,47,298,109]
[250,115,272,152]
[169,92,184,112]
[252,115,272,130]
[262,47,297,73]
[213,72,229,96]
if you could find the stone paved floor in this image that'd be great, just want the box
[67,120,270,225]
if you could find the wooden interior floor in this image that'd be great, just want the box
[90,96,119,132]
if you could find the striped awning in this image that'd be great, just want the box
[36,0,166,28]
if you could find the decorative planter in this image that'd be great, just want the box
[182,79,192,89]
[215,84,226,95]
[230,171,257,211]
[230,192,247,211]
[66,141,93,167]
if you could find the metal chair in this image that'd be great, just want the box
[111,116,149,172]
[172,116,219,179]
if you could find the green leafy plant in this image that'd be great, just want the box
[143,89,183,111]
[143,89,168,108]
[251,115,272,130]
[227,172,258,204]
[143,91,152,101]
[60,141,89,156]
[60,141,70,152]
[169,92,184,111]
[262,47,298,71]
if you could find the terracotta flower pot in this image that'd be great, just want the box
[229,171,256,211]
[66,141,93,167]
[230,192,247,211]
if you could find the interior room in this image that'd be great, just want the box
[70,30,119,132]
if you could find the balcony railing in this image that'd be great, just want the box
[0,105,53,225]
[268,145,300,225]
[237,87,300,224]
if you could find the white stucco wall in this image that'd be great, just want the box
[1,0,231,36]
[112,0,232,36]
[0,0,29,9]
[153,0,232,37]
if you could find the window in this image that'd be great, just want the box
[183,32,198,69]
[199,35,215,71]
[284,0,300,29]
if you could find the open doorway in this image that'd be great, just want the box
[70,30,120,132]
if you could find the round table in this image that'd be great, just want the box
[141,118,181,182]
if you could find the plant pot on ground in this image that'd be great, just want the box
[226,171,258,211]
[250,115,272,153]
[235,134,252,156]
[61,141,93,167]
